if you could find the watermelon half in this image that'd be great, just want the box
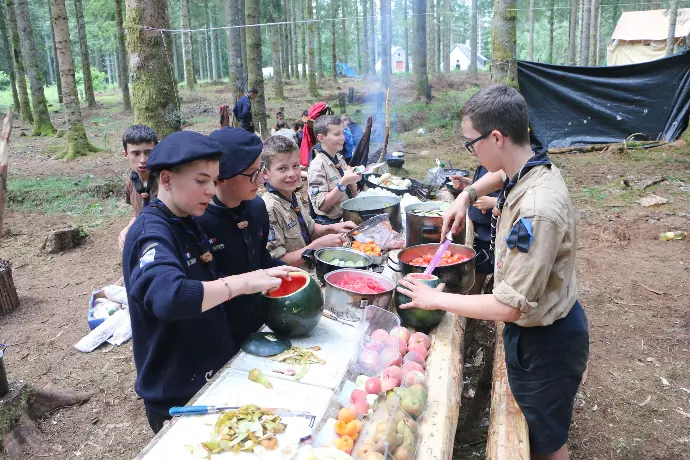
[262,272,324,337]
[395,273,446,329]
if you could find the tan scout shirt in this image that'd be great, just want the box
[262,191,316,259]
[308,151,355,220]
[492,165,578,327]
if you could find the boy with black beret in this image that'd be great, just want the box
[398,85,589,460]
[123,130,298,434]
[197,128,287,345]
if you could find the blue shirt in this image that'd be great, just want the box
[468,166,501,243]
[343,127,355,159]
[197,196,284,344]
[123,200,236,416]
[233,95,252,124]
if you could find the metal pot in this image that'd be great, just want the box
[0,344,8,398]
[398,243,476,294]
[324,269,396,323]
[405,201,466,247]
[309,247,374,284]
[342,195,402,232]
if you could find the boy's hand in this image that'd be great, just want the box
[118,225,130,250]
[339,171,361,186]
[450,175,472,190]
[310,233,347,250]
[330,221,357,234]
[441,192,470,241]
[231,267,304,296]
[473,196,497,212]
[396,276,447,310]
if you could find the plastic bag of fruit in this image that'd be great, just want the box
[349,214,405,251]
[351,398,418,460]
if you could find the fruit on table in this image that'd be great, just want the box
[408,250,470,267]
[345,419,362,437]
[362,452,386,460]
[359,350,380,372]
[407,383,429,405]
[399,391,424,419]
[332,273,388,294]
[329,258,367,267]
[262,272,324,337]
[403,351,425,367]
[365,377,382,394]
[395,274,446,329]
[383,365,403,382]
[332,435,354,454]
[389,326,412,343]
[401,361,424,374]
[351,389,367,404]
[391,336,408,356]
[248,368,273,389]
[407,344,428,359]
[352,240,382,257]
[409,332,431,350]
[371,328,389,342]
[402,370,427,387]
[203,405,286,454]
[379,347,402,367]
[353,398,369,416]
[381,377,399,392]
[337,407,356,423]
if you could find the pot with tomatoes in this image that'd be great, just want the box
[397,243,476,294]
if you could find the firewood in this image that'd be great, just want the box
[0,259,19,316]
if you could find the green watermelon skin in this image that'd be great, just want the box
[262,274,324,337]
[395,274,446,329]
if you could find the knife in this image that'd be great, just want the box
[423,231,454,276]
[169,405,315,422]
[353,162,385,175]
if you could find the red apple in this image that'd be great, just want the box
[381,377,399,392]
[379,347,402,367]
[389,326,411,343]
[353,398,369,416]
[401,361,424,374]
[371,328,390,343]
[402,370,427,386]
[407,344,428,359]
[350,389,367,403]
[403,351,425,367]
[359,350,380,372]
[365,377,382,394]
[408,331,431,350]
[392,336,408,356]
[383,365,403,382]
[364,341,383,352]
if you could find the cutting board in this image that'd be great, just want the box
[231,317,362,390]
[139,368,333,460]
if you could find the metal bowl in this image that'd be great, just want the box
[398,243,476,294]
[386,158,405,168]
[312,247,374,284]
[323,269,396,323]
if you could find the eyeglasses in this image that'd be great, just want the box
[238,162,265,183]
[464,132,492,153]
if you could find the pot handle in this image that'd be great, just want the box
[301,249,316,263]
[421,225,440,234]
[358,210,382,221]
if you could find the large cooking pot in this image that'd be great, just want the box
[398,243,476,294]
[342,195,402,232]
[405,201,466,247]
[307,247,374,284]
[324,269,396,323]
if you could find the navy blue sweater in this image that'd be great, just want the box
[123,200,236,416]
[197,196,284,345]
[468,166,501,244]
[233,95,252,125]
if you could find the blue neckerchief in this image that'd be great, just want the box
[210,196,259,271]
[148,198,218,276]
[266,184,312,245]
[490,149,552,253]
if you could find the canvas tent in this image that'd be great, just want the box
[607,8,690,65]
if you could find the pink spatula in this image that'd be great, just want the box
[423,231,453,275]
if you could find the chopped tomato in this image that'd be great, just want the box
[408,251,470,267]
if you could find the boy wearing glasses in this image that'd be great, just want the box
[197,128,286,345]
[398,85,588,460]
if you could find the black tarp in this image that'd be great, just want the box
[517,51,690,149]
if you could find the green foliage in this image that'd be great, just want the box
[0,71,9,91]
[394,87,480,132]
[76,67,111,92]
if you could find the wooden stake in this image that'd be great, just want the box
[378,88,391,163]
[0,110,13,241]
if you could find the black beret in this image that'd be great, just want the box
[209,128,263,180]
[146,131,223,172]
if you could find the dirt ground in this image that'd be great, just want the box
[0,77,689,459]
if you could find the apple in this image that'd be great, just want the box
[389,326,411,343]
[353,398,369,416]
[383,365,403,382]
[401,361,424,374]
[380,347,402,367]
[364,341,383,352]
[407,344,428,359]
[371,328,390,343]
[365,377,382,394]
[403,351,425,367]
[359,350,380,372]
[402,370,427,386]
[389,336,408,356]
[351,388,367,403]
[381,377,399,392]
[408,331,431,350]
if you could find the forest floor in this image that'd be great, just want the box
[0,74,689,460]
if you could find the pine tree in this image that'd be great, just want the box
[666,0,679,56]
[227,0,243,97]
[528,0,535,61]
[361,0,369,76]
[413,0,429,102]
[580,0,590,65]
[115,0,131,111]
[5,0,32,123]
[51,0,98,159]
[470,0,478,75]
[0,0,20,111]
[181,0,195,89]
[74,0,96,107]
[331,0,337,82]
[380,0,391,87]
[568,0,577,64]
[47,0,61,102]
[245,0,267,136]
[491,0,518,87]
[403,0,408,72]
[307,0,318,97]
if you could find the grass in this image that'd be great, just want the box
[6,175,128,218]
[392,87,480,133]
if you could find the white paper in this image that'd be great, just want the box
[103,285,128,305]
[74,309,129,352]
[106,311,132,346]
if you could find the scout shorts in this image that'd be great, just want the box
[503,301,589,454]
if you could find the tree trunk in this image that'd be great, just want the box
[198,35,205,81]
[595,5,601,65]
[43,26,55,86]
[361,0,369,76]
[369,0,375,76]
[580,0,590,66]
[548,0,555,63]
[340,0,347,64]
[331,0,337,82]
[239,0,247,82]
[48,0,62,102]
[216,23,223,78]
[291,0,298,79]
[301,0,306,80]
[403,0,409,72]
[528,0,535,61]
[105,52,112,84]
[5,0,32,123]
[380,0,391,88]
[125,0,182,138]
[435,0,441,72]
[568,0,577,64]
[491,0,518,88]
[14,0,54,135]
[316,0,323,79]
[204,0,212,81]
[115,0,130,112]
[354,0,361,74]
[666,0,679,56]
[51,0,98,159]
[577,0,583,64]
[443,0,450,71]
[227,0,242,99]
[413,0,429,102]
[281,2,290,79]
[426,0,436,77]
[271,25,285,99]
[470,0,478,74]
[307,0,318,97]
[245,0,267,137]
[210,20,218,81]
[589,0,597,65]
[0,260,19,316]
[180,0,195,89]
[74,0,96,107]
[0,0,20,111]
[171,34,180,82]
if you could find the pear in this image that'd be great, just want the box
[400,395,423,419]
[392,445,414,460]
[248,368,273,389]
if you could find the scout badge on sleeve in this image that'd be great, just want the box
[505,217,534,253]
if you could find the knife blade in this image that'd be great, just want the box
[169,405,315,422]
